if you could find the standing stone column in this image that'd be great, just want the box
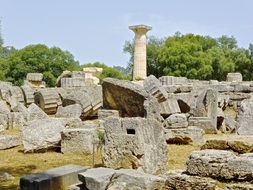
[129,25,152,81]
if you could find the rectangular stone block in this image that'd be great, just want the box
[188,117,217,134]
[20,164,88,190]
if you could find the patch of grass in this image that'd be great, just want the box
[168,144,200,170]
[0,145,103,190]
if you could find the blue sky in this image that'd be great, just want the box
[1,0,252,67]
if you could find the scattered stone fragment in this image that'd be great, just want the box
[165,126,205,146]
[97,109,119,120]
[21,118,66,152]
[108,169,166,190]
[143,75,168,102]
[164,113,188,129]
[227,73,243,82]
[102,78,149,117]
[27,103,49,121]
[78,167,115,190]
[186,149,253,181]
[56,104,82,118]
[201,135,253,154]
[61,128,99,154]
[188,117,217,134]
[165,172,217,190]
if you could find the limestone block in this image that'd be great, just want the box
[10,112,26,128]
[20,164,88,190]
[165,172,217,190]
[227,73,243,82]
[108,169,166,190]
[97,109,119,120]
[102,78,149,117]
[143,75,168,102]
[60,78,86,88]
[78,168,115,190]
[165,126,205,146]
[188,117,217,134]
[160,99,180,117]
[0,113,10,129]
[0,135,20,150]
[201,135,253,154]
[159,76,187,85]
[186,150,253,181]
[103,117,167,174]
[21,118,66,152]
[0,100,10,114]
[61,128,99,154]
[27,103,49,121]
[236,96,253,135]
[26,73,43,82]
[164,113,188,129]
[56,104,82,119]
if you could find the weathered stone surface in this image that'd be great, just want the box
[159,99,181,117]
[143,96,164,122]
[0,113,10,129]
[97,109,119,120]
[143,75,168,102]
[159,76,187,85]
[34,88,62,115]
[108,169,166,190]
[20,164,88,190]
[237,96,253,135]
[165,126,205,145]
[0,100,10,114]
[164,113,188,129]
[21,85,35,106]
[227,73,243,82]
[0,135,20,150]
[102,78,149,117]
[78,168,165,190]
[10,112,26,128]
[103,117,167,174]
[56,104,82,119]
[27,103,49,121]
[225,183,253,190]
[78,167,115,190]
[188,117,217,134]
[201,135,253,154]
[165,172,217,190]
[21,118,66,152]
[186,150,253,181]
[58,86,102,119]
[61,128,99,154]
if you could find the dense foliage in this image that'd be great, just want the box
[0,44,79,86]
[124,33,253,81]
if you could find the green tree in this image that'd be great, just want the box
[4,44,79,86]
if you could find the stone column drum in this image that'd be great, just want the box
[129,25,152,81]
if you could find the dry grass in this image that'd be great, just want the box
[167,144,200,170]
[0,129,103,190]
[0,129,202,190]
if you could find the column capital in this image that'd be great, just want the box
[129,25,152,34]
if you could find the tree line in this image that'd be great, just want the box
[1,25,253,86]
[124,33,253,81]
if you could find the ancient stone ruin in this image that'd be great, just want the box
[1,25,253,190]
